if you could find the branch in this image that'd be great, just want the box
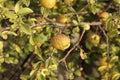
[59,29,86,63]
[31,21,102,28]
[98,26,110,56]
[98,25,110,79]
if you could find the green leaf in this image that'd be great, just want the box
[34,46,44,61]
[49,77,57,80]
[74,69,81,76]
[32,61,41,69]
[89,0,96,4]
[105,14,120,38]
[12,43,21,53]
[17,8,33,15]
[15,1,21,13]
[20,24,31,35]
[40,7,49,17]
[22,0,30,7]
[30,69,37,78]
[11,23,18,30]
[0,65,6,73]
[4,11,17,19]
[20,74,29,80]
[85,41,92,50]
[48,64,57,71]
[29,36,35,45]
[0,56,4,64]
[72,26,80,33]
[41,68,49,77]
[1,31,17,39]
[5,57,18,64]
[34,33,48,43]
[110,56,119,63]
[89,4,100,14]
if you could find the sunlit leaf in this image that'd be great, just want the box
[72,20,78,26]
[48,64,57,71]
[80,48,87,60]
[5,57,18,64]
[17,8,33,15]
[98,66,107,72]
[112,73,120,80]
[110,56,119,63]
[41,68,50,77]
[74,69,81,76]
[72,26,80,33]
[11,24,18,31]
[105,14,120,38]
[89,0,96,4]
[0,56,4,64]
[4,11,17,19]
[15,1,20,13]
[0,41,3,54]
[30,69,37,78]
[34,46,44,61]
[29,36,35,45]
[12,43,21,53]
[1,31,17,39]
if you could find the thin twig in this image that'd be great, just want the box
[3,21,102,30]
[31,21,102,28]
[59,29,86,63]
[63,60,69,71]
[98,25,110,80]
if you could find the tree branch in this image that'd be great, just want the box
[31,21,102,28]
[98,25,110,79]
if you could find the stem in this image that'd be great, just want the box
[98,25,110,80]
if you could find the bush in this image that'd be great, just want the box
[0,0,120,80]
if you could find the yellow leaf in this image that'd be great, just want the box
[0,41,3,54]
[112,73,120,80]
[98,66,107,72]
[110,56,119,63]
[12,44,21,53]
[99,57,107,66]
[80,48,87,60]
[48,64,57,70]
[41,68,49,77]
[30,69,37,77]
[0,56,4,64]
[29,36,35,45]
[2,31,17,39]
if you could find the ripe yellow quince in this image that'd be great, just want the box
[40,0,56,9]
[51,34,70,50]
